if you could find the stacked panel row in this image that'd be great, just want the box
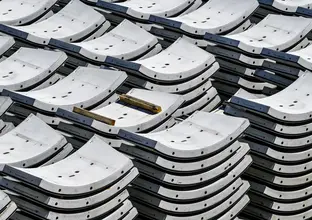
[225,72,312,219]
[116,111,252,219]
[0,112,138,219]
[204,14,312,100]
[93,0,258,47]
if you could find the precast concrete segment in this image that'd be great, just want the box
[149,0,259,36]
[0,0,107,45]
[0,0,57,25]
[96,0,198,21]
[0,48,67,92]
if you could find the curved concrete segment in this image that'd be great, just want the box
[106,38,216,83]
[135,38,215,81]
[0,48,67,92]
[0,114,67,168]
[118,111,249,159]
[0,0,107,45]
[204,14,312,55]
[2,67,127,113]
[1,135,134,195]
[59,19,160,62]
[149,0,259,35]
[230,72,312,123]
[0,36,15,57]
[259,0,312,12]
[56,89,184,134]
[0,0,57,25]
[96,0,197,20]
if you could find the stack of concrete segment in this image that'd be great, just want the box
[225,72,312,219]
[0,135,139,220]
[116,111,252,219]
[204,14,312,99]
